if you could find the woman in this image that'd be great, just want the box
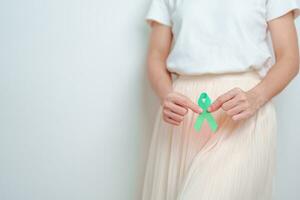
[142,0,299,199]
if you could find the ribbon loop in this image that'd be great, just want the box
[198,92,211,110]
[194,92,218,133]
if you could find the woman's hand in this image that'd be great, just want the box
[208,87,267,121]
[162,92,202,126]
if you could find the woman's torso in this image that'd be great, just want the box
[165,0,273,76]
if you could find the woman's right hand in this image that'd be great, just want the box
[161,92,202,126]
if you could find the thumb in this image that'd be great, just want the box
[207,98,222,112]
[184,98,202,114]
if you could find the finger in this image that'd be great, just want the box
[174,95,202,114]
[221,96,240,111]
[163,101,188,116]
[208,88,240,112]
[226,104,246,116]
[163,115,181,126]
[163,109,184,122]
[185,98,202,114]
[232,111,251,121]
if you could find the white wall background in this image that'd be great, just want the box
[0,1,299,200]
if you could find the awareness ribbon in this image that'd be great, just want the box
[194,92,218,132]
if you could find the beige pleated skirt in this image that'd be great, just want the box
[142,69,277,200]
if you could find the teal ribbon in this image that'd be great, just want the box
[194,92,218,132]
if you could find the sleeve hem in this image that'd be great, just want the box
[144,0,172,28]
[145,17,172,27]
[267,6,300,22]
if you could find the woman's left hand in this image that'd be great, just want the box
[207,87,267,121]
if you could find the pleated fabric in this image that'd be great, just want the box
[142,69,277,200]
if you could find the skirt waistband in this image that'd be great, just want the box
[175,69,262,82]
[172,69,263,95]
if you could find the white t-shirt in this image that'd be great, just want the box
[145,0,300,77]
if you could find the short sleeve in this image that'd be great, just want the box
[266,0,300,22]
[145,0,172,27]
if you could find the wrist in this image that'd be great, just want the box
[248,85,269,107]
[159,89,173,105]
